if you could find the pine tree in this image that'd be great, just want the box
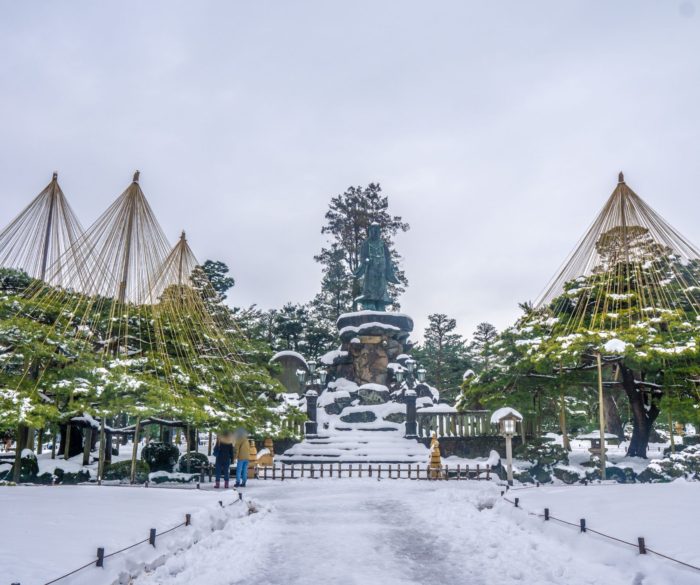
[469,322,498,374]
[413,314,470,403]
[314,183,409,313]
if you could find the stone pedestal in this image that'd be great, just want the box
[405,390,417,438]
[304,390,318,438]
[324,311,414,386]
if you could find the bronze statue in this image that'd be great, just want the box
[354,223,399,311]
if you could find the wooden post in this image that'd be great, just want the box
[185,513,191,527]
[596,353,607,480]
[96,547,105,568]
[514,498,519,507]
[130,418,141,483]
[82,427,93,466]
[149,528,157,547]
[559,368,571,451]
[668,412,675,454]
[97,418,106,482]
[580,518,586,533]
[637,537,646,554]
[208,431,213,456]
[544,508,549,520]
[50,427,57,460]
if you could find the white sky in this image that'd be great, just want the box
[2,1,700,340]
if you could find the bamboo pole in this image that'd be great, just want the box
[130,418,141,483]
[559,365,570,451]
[596,353,607,480]
[98,418,107,482]
[668,412,675,454]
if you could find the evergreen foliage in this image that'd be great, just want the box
[412,314,471,403]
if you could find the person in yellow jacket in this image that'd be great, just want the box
[234,428,250,488]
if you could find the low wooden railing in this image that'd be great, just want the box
[253,462,491,481]
[416,410,496,438]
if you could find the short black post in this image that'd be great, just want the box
[580,519,586,533]
[238,492,243,501]
[501,490,504,496]
[536,481,540,487]
[149,528,157,547]
[185,513,191,527]
[200,469,205,483]
[544,508,549,521]
[638,537,646,554]
[514,498,519,507]
[96,547,105,567]
[404,389,417,438]
[218,500,223,508]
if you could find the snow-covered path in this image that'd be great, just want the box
[135,480,693,585]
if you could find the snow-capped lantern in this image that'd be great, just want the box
[405,358,416,374]
[416,367,427,383]
[491,407,523,486]
[295,368,307,386]
[318,369,328,385]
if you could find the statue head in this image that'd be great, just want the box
[368,222,381,240]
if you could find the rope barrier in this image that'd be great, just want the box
[33,494,242,585]
[501,491,700,574]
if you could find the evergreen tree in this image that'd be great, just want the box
[413,313,470,403]
[200,260,235,299]
[314,183,409,314]
[469,322,498,374]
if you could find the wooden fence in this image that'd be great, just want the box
[416,410,496,438]
[251,462,492,481]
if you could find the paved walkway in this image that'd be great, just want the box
[134,481,652,585]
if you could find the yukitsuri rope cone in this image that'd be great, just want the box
[0,171,260,445]
[536,172,700,333]
[0,172,84,285]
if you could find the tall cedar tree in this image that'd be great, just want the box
[413,314,470,403]
[314,184,409,319]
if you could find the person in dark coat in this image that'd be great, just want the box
[213,431,234,489]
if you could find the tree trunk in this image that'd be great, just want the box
[604,392,624,440]
[559,386,571,451]
[620,365,659,458]
[12,424,29,483]
[82,427,93,466]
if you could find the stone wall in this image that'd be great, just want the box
[417,436,525,459]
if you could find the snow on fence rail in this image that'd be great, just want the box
[253,462,492,480]
[11,495,244,585]
[416,410,496,438]
[500,490,700,574]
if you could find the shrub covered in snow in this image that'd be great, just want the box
[637,445,700,483]
[515,440,569,484]
[104,460,150,483]
[141,442,180,472]
[54,468,91,484]
[19,450,39,481]
[177,452,209,473]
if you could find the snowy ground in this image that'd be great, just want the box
[2,486,243,585]
[5,480,697,585]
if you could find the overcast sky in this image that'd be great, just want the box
[2,1,700,341]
